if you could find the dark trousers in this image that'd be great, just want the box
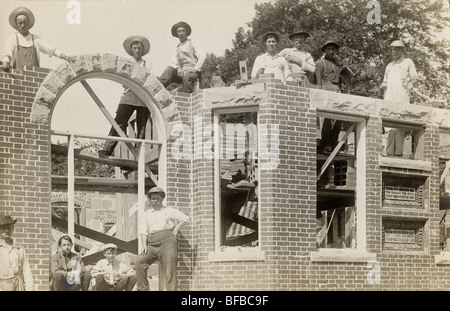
[104,104,150,155]
[158,66,199,93]
[52,270,91,291]
[320,118,342,149]
[94,274,137,291]
[135,230,178,291]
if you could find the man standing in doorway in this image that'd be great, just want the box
[380,40,418,157]
[135,187,189,291]
[315,40,343,154]
[158,21,206,93]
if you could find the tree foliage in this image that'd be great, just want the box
[205,0,450,107]
[51,140,115,178]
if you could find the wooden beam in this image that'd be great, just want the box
[51,143,158,172]
[68,135,75,243]
[226,212,258,231]
[317,123,356,181]
[51,175,156,193]
[225,232,258,246]
[52,215,138,254]
[441,160,450,185]
[80,80,159,186]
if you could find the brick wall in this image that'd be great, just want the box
[0,66,52,290]
[3,64,450,290]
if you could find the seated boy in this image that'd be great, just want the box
[91,243,136,291]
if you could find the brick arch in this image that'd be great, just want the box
[51,192,87,207]
[30,53,181,136]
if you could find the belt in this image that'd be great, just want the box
[148,229,173,236]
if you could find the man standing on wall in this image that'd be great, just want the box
[380,40,418,157]
[1,7,75,71]
[158,21,206,93]
[0,214,34,291]
[135,187,189,291]
[278,29,316,85]
[98,35,152,157]
[315,40,343,154]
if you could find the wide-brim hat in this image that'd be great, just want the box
[288,29,310,40]
[123,35,150,56]
[390,40,406,48]
[147,186,166,199]
[171,21,191,37]
[102,243,118,252]
[9,7,35,30]
[0,215,17,227]
[261,31,280,45]
[321,40,340,52]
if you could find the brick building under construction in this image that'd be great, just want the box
[1,54,450,290]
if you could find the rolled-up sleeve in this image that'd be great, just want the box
[192,40,206,72]
[171,208,190,224]
[2,34,17,63]
[35,35,61,58]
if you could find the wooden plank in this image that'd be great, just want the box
[226,212,258,231]
[67,134,75,243]
[52,215,138,254]
[80,80,159,185]
[225,232,258,246]
[51,143,158,171]
[51,175,156,193]
[317,111,367,123]
[441,160,450,185]
[138,143,145,253]
[317,123,356,181]
[52,130,162,145]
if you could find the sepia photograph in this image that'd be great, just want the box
[0,0,450,299]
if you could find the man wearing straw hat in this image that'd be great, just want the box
[0,214,34,291]
[279,28,316,85]
[135,187,189,291]
[380,40,418,156]
[99,35,152,157]
[1,7,75,71]
[158,21,206,93]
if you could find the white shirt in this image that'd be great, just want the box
[0,239,34,291]
[251,52,290,83]
[170,38,206,72]
[2,32,62,64]
[140,206,190,235]
[91,258,134,278]
[278,48,316,75]
[382,57,418,104]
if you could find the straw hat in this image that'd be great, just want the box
[9,7,35,30]
[171,21,191,37]
[123,36,150,56]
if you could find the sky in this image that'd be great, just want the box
[0,0,270,136]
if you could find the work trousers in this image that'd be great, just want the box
[135,230,178,291]
[51,270,91,291]
[94,274,137,291]
[104,104,150,155]
[158,66,199,93]
[385,128,405,156]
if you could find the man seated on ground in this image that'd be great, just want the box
[91,243,137,291]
